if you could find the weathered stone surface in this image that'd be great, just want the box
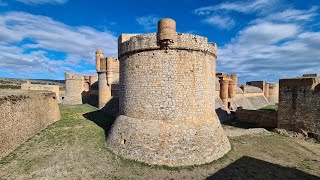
[278,77,320,140]
[107,19,230,166]
[63,72,96,105]
[234,108,278,128]
[0,90,60,159]
[21,81,61,103]
[268,83,279,105]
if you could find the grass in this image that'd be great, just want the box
[259,104,278,111]
[0,84,21,89]
[0,104,319,180]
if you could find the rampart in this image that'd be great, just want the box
[278,77,320,140]
[0,90,60,159]
[21,81,60,103]
[233,85,270,110]
[234,108,278,128]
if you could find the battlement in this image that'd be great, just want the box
[65,72,86,80]
[280,77,320,88]
[118,33,217,58]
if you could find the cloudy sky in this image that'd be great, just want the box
[0,0,319,83]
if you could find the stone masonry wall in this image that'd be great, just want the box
[234,108,278,128]
[278,77,320,140]
[21,82,61,103]
[268,83,279,105]
[63,73,87,105]
[107,31,230,167]
[0,90,60,159]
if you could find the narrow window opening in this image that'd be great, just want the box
[122,139,126,144]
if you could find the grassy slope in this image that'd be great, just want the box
[259,104,278,111]
[0,104,319,180]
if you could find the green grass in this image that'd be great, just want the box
[259,104,278,111]
[0,104,319,179]
[0,84,20,89]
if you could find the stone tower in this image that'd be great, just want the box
[95,49,110,109]
[63,73,86,104]
[107,18,231,166]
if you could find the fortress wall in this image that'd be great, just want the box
[232,85,269,110]
[107,22,230,166]
[21,82,60,103]
[0,90,60,159]
[278,77,320,140]
[268,83,279,104]
[234,108,278,128]
[106,57,120,85]
[233,94,269,110]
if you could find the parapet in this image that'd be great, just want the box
[65,72,85,80]
[240,85,263,93]
[0,90,60,158]
[118,33,217,58]
[280,77,320,88]
[268,83,279,88]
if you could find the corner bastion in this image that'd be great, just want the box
[107,18,231,166]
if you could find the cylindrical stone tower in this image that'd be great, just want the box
[107,18,230,166]
[228,74,237,98]
[228,74,237,110]
[220,79,229,109]
[96,49,110,109]
[63,73,84,104]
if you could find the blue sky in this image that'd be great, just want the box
[0,0,319,83]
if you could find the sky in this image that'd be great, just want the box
[0,0,319,83]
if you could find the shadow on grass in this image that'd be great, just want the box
[222,120,258,129]
[82,110,116,138]
[206,156,319,180]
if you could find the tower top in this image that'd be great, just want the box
[95,49,104,54]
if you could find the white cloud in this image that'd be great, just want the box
[136,15,159,31]
[15,0,68,5]
[194,0,320,81]
[0,12,117,79]
[235,22,300,45]
[194,0,279,16]
[257,6,318,23]
[194,0,284,30]
[202,15,235,29]
[217,22,320,82]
